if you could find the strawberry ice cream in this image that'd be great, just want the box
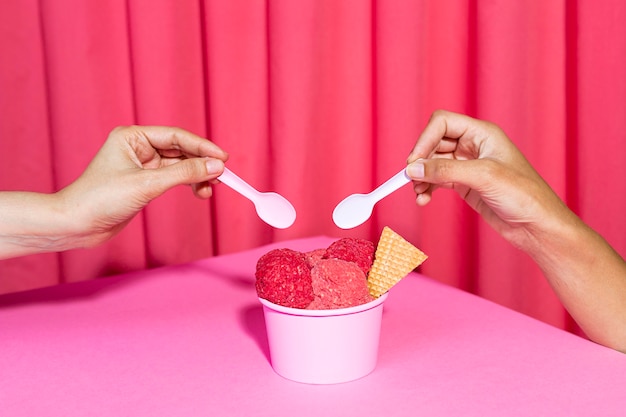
[307,259,374,309]
[255,248,314,309]
[255,238,375,310]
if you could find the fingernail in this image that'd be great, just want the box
[407,161,424,179]
[206,159,223,175]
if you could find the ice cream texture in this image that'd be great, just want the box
[255,227,428,310]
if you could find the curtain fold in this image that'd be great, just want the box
[1,0,625,334]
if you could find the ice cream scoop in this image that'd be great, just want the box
[332,167,411,229]
[218,167,296,229]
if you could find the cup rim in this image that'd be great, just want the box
[259,292,388,317]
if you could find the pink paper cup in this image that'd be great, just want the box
[259,293,388,384]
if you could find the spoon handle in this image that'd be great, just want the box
[217,167,261,202]
[368,168,411,200]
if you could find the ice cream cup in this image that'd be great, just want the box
[259,293,388,384]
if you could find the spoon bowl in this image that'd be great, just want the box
[332,194,375,230]
[332,168,411,229]
[252,192,297,229]
[218,168,296,229]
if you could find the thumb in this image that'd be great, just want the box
[141,158,225,198]
[407,158,486,191]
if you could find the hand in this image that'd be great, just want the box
[59,125,229,246]
[406,110,626,352]
[0,126,229,259]
[405,110,574,252]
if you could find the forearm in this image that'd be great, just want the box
[0,191,84,259]
[524,209,626,352]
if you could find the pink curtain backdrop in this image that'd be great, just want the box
[1,1,625,335]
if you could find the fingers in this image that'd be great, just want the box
[407,158,485,190]
[412,182,435,206]
[114,125,229,161]
[107,125,230,200]
[73,126,227,235]
[405,110,510,206]
[192,182,214,199]
[407,110,480,163]
[140,157,225,200]
[406,158,500,209]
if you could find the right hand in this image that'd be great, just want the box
[405,110,575,251]
[406,110,626,353]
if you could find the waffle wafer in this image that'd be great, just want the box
[367,226,428,298]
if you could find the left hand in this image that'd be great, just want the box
[58,125,229,246]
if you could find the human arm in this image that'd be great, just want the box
[0,125,228,259]
[406,110,626,352]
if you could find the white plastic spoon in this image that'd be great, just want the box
[217,167,296,229]
[332,167,411,229]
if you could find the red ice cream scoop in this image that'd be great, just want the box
[322,237,375,276]
[255,248,314,308]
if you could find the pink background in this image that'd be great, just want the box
[1,0,625,337]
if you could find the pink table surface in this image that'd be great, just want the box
[1,236,625,416]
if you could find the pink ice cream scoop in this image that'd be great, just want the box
[307,259,374,310]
